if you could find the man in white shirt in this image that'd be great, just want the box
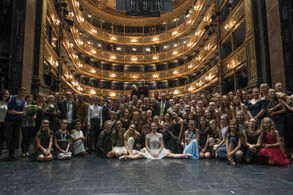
[88,96,103,152]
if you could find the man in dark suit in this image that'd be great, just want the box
[156,93,169,115]
[59,91,76,131]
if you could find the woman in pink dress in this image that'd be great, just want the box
[258,117,289,166]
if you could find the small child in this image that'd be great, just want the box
[71,120,87,156]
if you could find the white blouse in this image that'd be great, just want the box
[0,100,8,123]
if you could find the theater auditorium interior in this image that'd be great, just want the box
[0,0,293,194]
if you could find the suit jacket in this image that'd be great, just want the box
[156,100,170,115]
[74,101,89,124]
[59,100,76,121]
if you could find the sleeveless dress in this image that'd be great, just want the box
[139,132,169,159]
[55,131,72,159]
[258,131,289,166]
[183,131,199,159]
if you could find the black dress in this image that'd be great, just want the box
[199,127,212,153]
[168,123,182,153]
[243,130,260,162]
[54,131,70,154]
[267,100,285,136]
[97,130,112,157]
[285,103,293,148]
[36,130,53,155]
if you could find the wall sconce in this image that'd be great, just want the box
[90,90,96,95]
[110,36,117,40]
[110,73,116,78]
[152,37,159,41]
[172,31,178,36]
[91,29,97,33]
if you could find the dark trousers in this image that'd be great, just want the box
[89,118,101,150]
[5,119,21,158]
[0,122,5,155]
[21,127,32,153]
[67,122,74,132]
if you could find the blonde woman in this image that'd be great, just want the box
[258,117,289,166]
[36,119,53,161]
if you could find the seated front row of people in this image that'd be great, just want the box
[36,117,290,166]
[36,119,86,161]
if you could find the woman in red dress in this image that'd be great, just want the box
[258,117,289,166]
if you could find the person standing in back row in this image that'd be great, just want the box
[88,96,103,152]
[5,87,26,159]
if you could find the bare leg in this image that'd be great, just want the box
[166,152,192,159]
[119,153,144,160]
[227,142,235,165]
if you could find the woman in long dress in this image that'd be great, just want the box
[183,120,199,159]
[119,122,192,160]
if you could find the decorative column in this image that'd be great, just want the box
[32,0,49,95]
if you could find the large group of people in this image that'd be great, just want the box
[0,81,292,166]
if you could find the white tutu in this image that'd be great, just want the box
[139,147,169,159]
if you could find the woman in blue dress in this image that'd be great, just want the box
[214,114,229,156]
[183,120,199,159]
[247,88,266,122]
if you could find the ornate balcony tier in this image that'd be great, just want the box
[77,0,197,26]
[68,6,214,64]
[69,0,213,45]
[61,31,218,81]
[61,63,219,97]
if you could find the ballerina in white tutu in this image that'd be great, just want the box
[119,122,192,160]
